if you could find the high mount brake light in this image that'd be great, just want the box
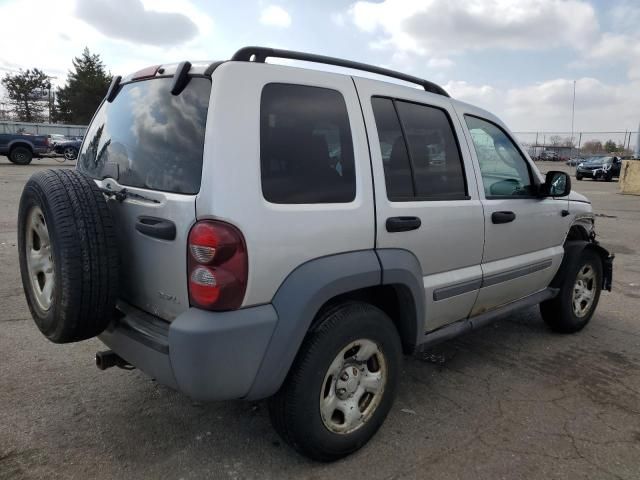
[187,221,248,310]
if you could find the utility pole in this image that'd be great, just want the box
[45,75,57,124]
[570,80,576,156]
[46,82,52,123]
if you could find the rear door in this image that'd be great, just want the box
[77,76,212,320]
[354,77,484,332]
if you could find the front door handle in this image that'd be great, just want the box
[491,211,516,224]
[386,216,421,232]
[135,216,176,240]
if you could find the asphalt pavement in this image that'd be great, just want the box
[1,158,639,479]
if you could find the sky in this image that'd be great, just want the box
[0,0,639,139]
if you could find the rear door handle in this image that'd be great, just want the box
[386,216,421,232]
[135,216,176,240]
[491,211,516,224]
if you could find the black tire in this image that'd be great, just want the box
[604,173,613,182]
[576,174,583,180]
[63,146,78,161]
[540,248,602,333]
[18,169,119,343]
[10,146,33,165]
[269,302,402,462]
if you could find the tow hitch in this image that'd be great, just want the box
[95,350,134,370]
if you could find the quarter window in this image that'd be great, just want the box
[371,98,413,200]
[260,83,356,204]
[464,115,534,198]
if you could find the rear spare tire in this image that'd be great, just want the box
[18,169,119,343]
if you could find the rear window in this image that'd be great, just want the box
[78,77,211,194]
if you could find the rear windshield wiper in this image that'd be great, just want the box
[99,186,160,204]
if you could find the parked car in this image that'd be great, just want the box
[540,150,559,161]
[17,47,613,462]
[566,157,584,166]
[576,156,621,181]
[51,138,82,160]
[0,132,50,164]
[46,134,67,146]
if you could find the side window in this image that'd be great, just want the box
[395,101,466,199]
[371,97,467,201]
[260,83,356,204]
[464,115,534,198]
[371,98,413,200]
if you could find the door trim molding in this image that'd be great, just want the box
[433,278,482,301]
[433,259,552,302]
[482,259,553,288]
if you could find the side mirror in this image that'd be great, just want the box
[539,170,571,197]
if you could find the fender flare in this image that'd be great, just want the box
[552,240,613,292]
[8,140,35,152]
[245,249,424,400]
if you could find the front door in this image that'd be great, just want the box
[354,78,484,332]
[457,111,572,314]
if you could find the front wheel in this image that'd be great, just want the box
[269,302,402,461]
[540,249,603,333]
[576,174,583,181]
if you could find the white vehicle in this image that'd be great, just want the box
[17,47,613,461]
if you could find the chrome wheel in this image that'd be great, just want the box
[320,339,387,435]
[572,264,596,318]
[26,206,54,311]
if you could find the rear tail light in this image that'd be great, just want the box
[187,220,248,310]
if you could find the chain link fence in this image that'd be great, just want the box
[0,121,87,137]
[513,131,638,160]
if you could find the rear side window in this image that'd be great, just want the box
[396,101,466,199]
[371,97,467,201]
[78,77,211,194]
[260,83,356,204]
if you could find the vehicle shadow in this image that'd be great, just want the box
[36,305,633,479]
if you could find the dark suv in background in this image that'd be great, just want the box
[576,156,621,181]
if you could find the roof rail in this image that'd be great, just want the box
[230,46,450,97]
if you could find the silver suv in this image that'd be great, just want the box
[17,47,613,461]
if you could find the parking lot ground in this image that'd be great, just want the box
[1,158,639,479]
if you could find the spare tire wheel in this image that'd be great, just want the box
[18,169,119,343]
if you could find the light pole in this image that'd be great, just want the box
[570,80,576,156]
[45,75,58,124]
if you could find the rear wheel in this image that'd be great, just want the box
[540,249,602,333]
[18,169,119,343]
[576,173,583,180]
[63,146,78,161]
[10,146,33,165]
[269,302,402,461]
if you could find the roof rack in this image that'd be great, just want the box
[230,46,450,97]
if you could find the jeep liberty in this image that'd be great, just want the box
[18,47,613,461]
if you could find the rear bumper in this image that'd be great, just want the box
[99,302,278,401]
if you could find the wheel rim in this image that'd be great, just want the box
[572,264,596,318]
[15,151,25,162]
[25,206,54,311]
[319,339,387,435]
[64,147,76,160]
